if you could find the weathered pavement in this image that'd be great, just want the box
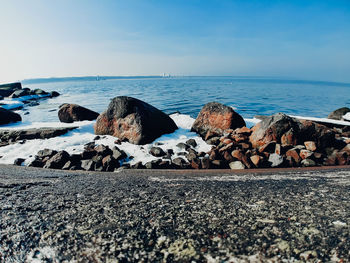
[0,165,349,262]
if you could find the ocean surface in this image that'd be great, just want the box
[0,76,349,166]
[17,76,350,124]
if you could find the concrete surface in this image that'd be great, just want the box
[1,165,350,262]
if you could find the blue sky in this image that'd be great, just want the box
[1,0,350,82]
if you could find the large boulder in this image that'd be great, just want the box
[58,104,99,123]
[328,107,350,120]
[191,102,245,138]
[94,96,178,145]
[0,82,22,97]
[249,113,300,148]
[0,108,22,125]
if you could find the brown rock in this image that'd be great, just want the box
[235,126,252,135]
[336,151,349,165]
[249,113,300,148]
[286,149,301,164]
[328,107,350,120]
[304,141,317,151]
[191,159,201,169]
[223,151,234,163]
[250,155,262,168]
[58,103,99,123]
[201,157,210,169]
[258,141,276,153]
[275,144,281,155]
[94,96,178,145]
[191,102,245,138]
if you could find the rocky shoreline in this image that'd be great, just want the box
[0,82,349,171]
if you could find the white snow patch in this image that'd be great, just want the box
[343,112,350,121]
[244,118,261,128]
[290,115,350,126]
[0,114,212,166]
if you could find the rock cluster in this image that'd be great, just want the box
[202,113,350,169]
[28,143,127,171]
[0,108,21,125]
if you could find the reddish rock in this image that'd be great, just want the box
[58,103,99,123]
[219,142,234,153]
[240,142,251,151]
[191,102,245,138]
[222,138,233,145]
[235,126,252,135]
[249,113,300,148]
[94,97,178,145]
[232,134,248,143]
[299,149,313,160]
[286,149,301,164]
[281,129,297,146]
[231,149,244,160]
[304,141,317,152]
[299,120,336,150]
[341,144,350,154]
[191,159,201,169]
[275,144,281,155]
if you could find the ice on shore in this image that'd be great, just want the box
[0,94,51,110]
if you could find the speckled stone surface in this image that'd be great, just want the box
[0,165,349,262]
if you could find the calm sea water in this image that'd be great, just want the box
[20,77,350,123]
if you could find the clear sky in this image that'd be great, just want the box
[1,0,350,83]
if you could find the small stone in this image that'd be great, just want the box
[300,149,313,160]
[301,159,316,167]
[229,161,245,170]
[176,142,190,150]
[81,159,95,171]
[14,158,25,166]
[201,157,210,169]
[259,141,276,153]
[286,149,301,164]
[149,147,166,157]
[186,139,197,148]
[250,155,262,168]
[93,136,101,140]
[304,141,317,151]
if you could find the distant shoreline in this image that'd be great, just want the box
[20,75,350,86]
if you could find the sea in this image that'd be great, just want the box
[0,76,349,166]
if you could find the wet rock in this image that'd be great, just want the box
[149,147,166,157]
[58,103,99,123]
[50,91,60,97]
[33,89,48,95]
[0,82,22,97]
[328,107,350,120]
[250,113,300,148]
[94,96,178,145]
[43,151,70,169]
[229,161,245,169]
[9,89,30,98]
[268,153,284,167]
[14,158,25,166]
[0,108,22,125]
[191,102,245,138]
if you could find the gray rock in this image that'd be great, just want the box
[186,139,197,148]
[149,147,166,157]
[328,107,350,120]
[43,151,70,169]
[301,159,316,167]
[229,161,245,170]
[0,108,22,125]
[268,153,284,167]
